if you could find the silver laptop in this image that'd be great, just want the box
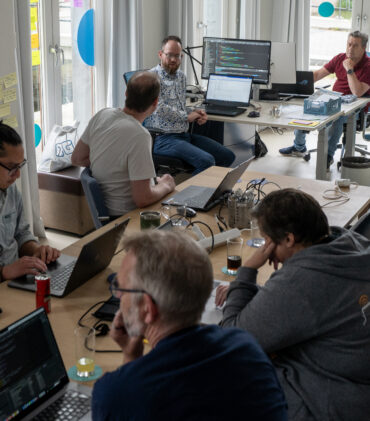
[8,219,129,297]
[0,308,92,420]
[162,158,254,211]
[204,73,253,116]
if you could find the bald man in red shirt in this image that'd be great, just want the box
[280,30,370,169]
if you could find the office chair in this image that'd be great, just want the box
[123,70,194,176]
[350,209,370,240]
[80,167,110,229]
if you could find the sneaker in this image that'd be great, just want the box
[279,146,307,157]
[327,155,334,169]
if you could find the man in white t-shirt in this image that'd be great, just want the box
[72,71,175,216]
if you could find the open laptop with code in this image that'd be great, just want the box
[203,73,253,116]
[0,308,92,421]
[162,158,253,211]
[8,219,129,298]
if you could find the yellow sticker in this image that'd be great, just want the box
[3,72,17,89]
[30,7,38,32]
[32,50,41,66]
[3,88,17,104]
[0,104,11,118]
[31,34,39,49]
[30,0,39,3]
[3,115,18,128]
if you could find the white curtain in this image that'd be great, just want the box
[168,0,196,83]
[94,0,143,109]
[270,0,310,70]
[240,0,261,40]
[14,0,45,238]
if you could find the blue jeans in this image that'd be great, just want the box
[153,132,235,175]
[294,115,347,158]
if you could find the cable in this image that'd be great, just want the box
[321,186,350,207]
[186,220,214,253]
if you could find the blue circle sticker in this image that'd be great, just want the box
[318,2,335,18]
[34,123,42,147]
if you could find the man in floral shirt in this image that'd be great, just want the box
[146,35,235,175]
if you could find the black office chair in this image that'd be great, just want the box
[80,168,110,229]
[350,209,370,240]
[123,70,194,176]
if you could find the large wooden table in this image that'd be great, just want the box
[1,167,369,382]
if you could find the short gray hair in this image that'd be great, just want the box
[348,30,368,48]
[121,230,213,327]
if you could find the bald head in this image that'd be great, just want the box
[125,71,160,113]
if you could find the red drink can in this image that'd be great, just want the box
[36,274,51,313]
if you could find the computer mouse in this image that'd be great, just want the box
[177,206,197,218]
[248,111,260,118]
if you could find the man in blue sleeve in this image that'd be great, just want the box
[145,35,235,175]
[0,122,60,282]
[92,230,287,421]
[220,189,370,421]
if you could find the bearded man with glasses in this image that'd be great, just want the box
[146,35,235,175]
[92,230,287,420]
[0,122,60,282]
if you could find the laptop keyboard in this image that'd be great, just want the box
[34,389,91,420]
[204,105,242,116]
[50,261,76,291]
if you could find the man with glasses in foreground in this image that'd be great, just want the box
[0,122,60,282]
[92,230,287,420]
[146,35,235,175]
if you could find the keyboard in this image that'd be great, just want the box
[50,261,76,291]
[203,105,245,117]
[35,389,91,421]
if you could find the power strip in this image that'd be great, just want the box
[198,228,241,249]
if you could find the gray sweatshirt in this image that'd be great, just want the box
[222,227,370,421]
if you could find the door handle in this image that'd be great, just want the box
[49,44,65,66]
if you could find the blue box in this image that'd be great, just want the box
[304,96,341,116]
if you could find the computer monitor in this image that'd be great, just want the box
[201,37,271,85]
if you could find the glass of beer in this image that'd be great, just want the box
[75,326,96,378]
[227,237,243,275]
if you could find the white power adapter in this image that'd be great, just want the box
[335,178,351,187]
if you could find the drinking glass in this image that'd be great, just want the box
[75,326,96,378]
[140,211,161,230]
[226,237,243,275]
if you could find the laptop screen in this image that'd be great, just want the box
[206,73,253,107]
[0,308,69,420]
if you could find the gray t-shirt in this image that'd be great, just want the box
[81,108,156,216]
[0,184,37,266]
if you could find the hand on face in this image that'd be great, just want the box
[110,310,144,361]
[244,238,278,270]
[343,58,355,72]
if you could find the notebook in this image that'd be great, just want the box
[203,73,253,116]
[8,219,129,298]
[272,71,314,98]
[162,158,254,211]
[0,307,92,421]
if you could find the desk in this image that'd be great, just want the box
[1,166,370,381]
[198,98,369,181]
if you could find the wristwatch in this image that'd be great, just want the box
[347,69,354,75]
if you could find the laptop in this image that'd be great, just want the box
[0,307,92,420]
[203,73,253,116]
[8,219,129,298]
[272,70,314,98]
[162,158,254,211]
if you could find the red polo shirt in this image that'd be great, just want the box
[324,52,370,96]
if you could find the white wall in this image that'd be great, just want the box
[142,0,168,69]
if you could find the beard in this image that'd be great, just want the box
[122,302,146,337]
[162,61,180,75]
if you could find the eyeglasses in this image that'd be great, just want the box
[0,159,27,176]
[109,276,148,299]
[162,52,182,60]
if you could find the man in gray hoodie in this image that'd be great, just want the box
[220,188,370,421]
